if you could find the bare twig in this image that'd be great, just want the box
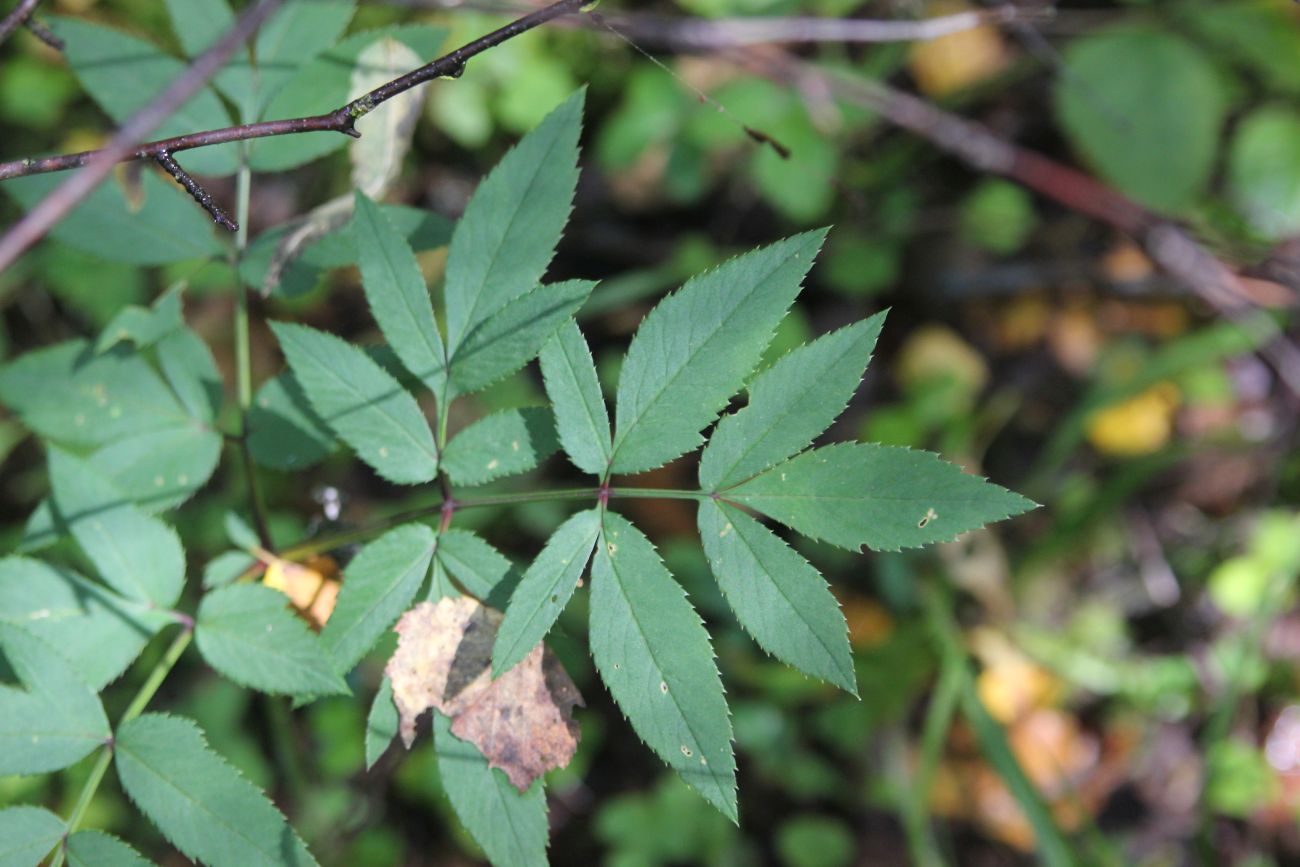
[156,150,237,230]
[0,0,40,45]
[0,0,587,271]
[595,6,1050,50]
[746,51,1300,395]
[21,15,60,50]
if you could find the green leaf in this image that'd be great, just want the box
[436,530,520,609]
[0,806,64,867]
[320,524,436,675]
[700,314,884,490]
[0,557,170,690]
[492,509,599,676]
[444,89,584,355]
[164,0,233,58]
[245,0,355,116]
[48,449,185,607]
[698,500,855,694]
[353,192,447,392]
[0,340,188,449]
[96,285,183,353]
[590,512,737,819]
[539,320,611,475]
[251,26,446,171]
[0,624,110,775]
[271,322,438,484]
[51,18,237,176]
[202,551,256,590]
[1055,27,1225,213]
[155,327,223,424]
[727,443,1037,552]
[610,231,826,474]
[365,678,399,770]
[1228,106,1300,240]
[65,831,153,867]
[247,202,453,299]
[76,425,222,512]
[2,171,223,264]
[432,711,548,867]
[196,584,349,696]
[443,408,559,487]
[247,372,338,472]
[449,281,596,395]
[115,714,319,867]
[224,512,260,551]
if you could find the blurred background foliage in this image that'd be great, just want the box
[2,0,1300,864]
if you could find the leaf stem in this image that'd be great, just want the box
[278,485,706,558]
[51,626,194,866]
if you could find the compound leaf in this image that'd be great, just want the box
[247,373,338,472]
[0,624,109,776]
[449,281,596,395]
[0,557,170,690]
[65,831,152,867]
[442,408,559,487]
[0,806,64,867]
[320,524,436,675]
[698,500,855,694]
[432,711,548,867]
[271,322,438,484]
[700,313,884,490]
[196,584,349,696]
[493,508,600,676]
[436,530,520,609]
[155,327,223,424]
[48,449,184,608]
[353,193,447,392]
[444,89,584,355]
[610,231,826,475]
[589,511,736,819]
[727,443,1037,552]
[538,320,610,476]
[115,713,319,867]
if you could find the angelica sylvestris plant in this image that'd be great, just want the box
[0,86,1033,865]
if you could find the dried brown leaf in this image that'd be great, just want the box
[386,597,582,790]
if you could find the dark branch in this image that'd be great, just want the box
[155,151,237,231]
[0,0,586,181]
[0,0,284,272]
[21,15,61,50]
[0,0,39,45]
[0,0,585,270]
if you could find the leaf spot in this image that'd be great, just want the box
[511,440,520,452]
[660,681,668,694]
[486,458,500,470]
[153,476,165,487]
[680,745,693,757]
[607,543,618,556]
[918,507,938,529]
[379,446,390,458]
[719,522,733,538]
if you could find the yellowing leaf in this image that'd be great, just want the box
[386,597,582,791]
[907,3,1009,97]
[262,555,340,629]
[1085,382,1181,456]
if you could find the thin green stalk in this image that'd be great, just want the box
[51,627,193,867]
[898,651,962,867]
[922,583,1076,867]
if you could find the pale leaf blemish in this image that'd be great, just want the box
[258,397,270,409]
[378,446,390,459]
[511,440,520,452]
[74,413,85,426]
[486,458,500,471]
[659,681,668,694]
[606,543,618,556]
[680,745,693,757]
[918,507,938,529]
[109,405,122,418]
[719,522,733,538]
[153,475,165,487]
[177,474,189,485]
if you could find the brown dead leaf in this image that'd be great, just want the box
[386,597,583,791]
[262,555,340,629]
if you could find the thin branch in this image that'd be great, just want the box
[0,0,285,273]
[155,150,237,230]
[593,5,1051,50]
[0,0,587,271]
[0,0,39,45]
[747,50,1300,396]
[21,16,61,51]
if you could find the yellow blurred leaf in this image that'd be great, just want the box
[907,3,1009,97]
[895,324,989,396]
[1085,382,1181,456]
